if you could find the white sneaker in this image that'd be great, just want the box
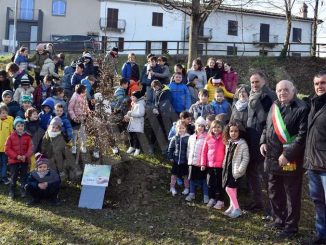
[80,146,87,153]
[203,195,209,204]
[223,206,234,216]
[126,147,135,154]
[112,147,119,154]
[213,201,225,210]
[182,188,189,195]
[170,187,177,196]
[207,198,216,208]
[71,146,77,154]
[93,151,100,159]
[228,209,242,218]
[185,193,195,201]
[133,149,140,156]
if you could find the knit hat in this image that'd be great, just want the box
[83,53,92,59]
[212,74,222,84]
[35,153,49,167]
[21,95,32,104]
[195,116,207,126]
[20,74,30,86]
[2,90,13,99]
[13,117,25,129]
[188,73,198,83]
[131,91,142,99]
[49,116,62,128]
[111,47,119,53]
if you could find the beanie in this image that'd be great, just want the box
[20,74,30,86]
[21,95,32,104]
[131,91,142,99]
[13,117,25,129]
[50,116,62,128]
[2,90,13,99]
[195,116,207,126]
[35,153,49,167]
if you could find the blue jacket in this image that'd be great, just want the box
[168,82,191,113]
[121,62,139,82]
[141,64,162,86]
[84,62,94,76]
[39,98,55,130]
[14,54,28,66]
[81,78,93,100]
[26,169,60,190]
[112,86,128,110]
[50,96,68,114]
[71,72,85,88]
[168,134,190,165]
[211,99,231,116]
[61,66,74,90]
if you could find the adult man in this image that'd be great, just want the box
[246,71,276,211]
[260,80,308,239]
[304,71,326,244]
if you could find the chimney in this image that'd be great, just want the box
[300,2,308,18]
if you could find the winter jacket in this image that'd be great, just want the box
[33,84,52,110]
[40,58,58,78]
[127,80,140,97]
[201,133,225,168]
[13,86,35,105]
[6,101,20,118]
[153,64,170,84]
[222,139,249,179]
[112,86,128,111]
[0,115,13,152]
[189,102,214,120]
[26,169,60,190]
[304,93,326,171]
[68,92,90,121]
[168,123,195,141]
[25,120,45,153]
[168,81,191,113]
[187,132,207,166]
[187,69,207,90]
[142,64,163,86]
[261,98,308,175]
[205,66,219,80]
[39,98,55,130]
[153,85,173,115]
[127,99,145,133]
[16,107,26,119]
[230,103,248,130]
[14,54,29,69]
[168,133,190,165]
[222,71,238,93]
[205,78,234,103]
[211,99,231,116]
[81,78,94,100]
[84,61,94,76]
[50,113,73,141]
[28,52,49,73]
[71,72,85,88]
[4,131,33,164]
[50,96,68,114]
[61,66,74,90]
[121,62,140,82]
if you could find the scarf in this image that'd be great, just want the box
[48,131,61,138]
[248,89,263,109]
[235,100,248,112]
[37,170,49,179]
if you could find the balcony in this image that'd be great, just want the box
[99,18,126,33]
[8,8,42,21]
[186,27,213,41]
[253,33,279,48]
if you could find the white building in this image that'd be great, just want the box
[99,0,318,56]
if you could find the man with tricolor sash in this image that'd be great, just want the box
[260,80,308,239]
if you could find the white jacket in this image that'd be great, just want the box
[223,138,250,179]
[127,99,145,133]
[13,86,35,105]
[40,58,58,77]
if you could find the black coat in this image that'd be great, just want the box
[260,98,308,175]
[168,134,189,165]
[304,93,326,171]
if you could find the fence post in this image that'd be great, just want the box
[288,43,291,57]
[177,41,179,55]
[233,42,236,56]
[101,36,107,54]
[205,41,208,55]
[145,40,151,55]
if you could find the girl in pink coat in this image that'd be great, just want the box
[201,120,225,209]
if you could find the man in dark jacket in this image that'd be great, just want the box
[260,80,308,239]
[304,71,326,245]
[246,71,276,211]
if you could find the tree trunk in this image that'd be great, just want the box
[311,0,319,57]
[280,10,292,58]
[187,0,201,69]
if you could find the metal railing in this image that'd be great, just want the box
[252,33,279,44]
[99,18,126,33]
[186,27,213,40]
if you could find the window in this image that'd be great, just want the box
[228,20,238,36]
[227,46,237,56]
[260,24,270,42]
[293,28,302,42]
[52,0,66,16]
[20,0,34,20]
[107,8,119,28]
[152,12,163,27]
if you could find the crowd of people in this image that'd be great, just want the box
[0,43,326,244]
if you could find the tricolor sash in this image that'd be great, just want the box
[271,104,295,144]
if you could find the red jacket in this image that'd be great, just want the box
[201,133,225,168]
[5,131,33,164]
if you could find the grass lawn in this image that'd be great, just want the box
[0,153,317,245]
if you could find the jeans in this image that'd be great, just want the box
[0,153,8,179]
[190,179,208,197]
[308,170,326,239]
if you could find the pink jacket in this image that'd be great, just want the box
[68,92,90,121]
[201,133,225,168]
[223,71,238,93]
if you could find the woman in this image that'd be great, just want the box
[187,58,207,90]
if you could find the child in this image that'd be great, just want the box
[210,88,231,118]
[53,103,73,142]
[125,91,145,156]
[13,74,35,105]
[81,75,96,101]
[206,114,215,131]
[205,74,234,103]
[5,117,33,198]
[187,74,199,105]
[0,104,13,184]
[167,120,190,196]
[186,116,208,203]
[82,53,94,76]
[168,111,195,141]
[201,120,225,209]
[39,98,55,131]
[50,87,68,114]
[16,95,33,119]
[189,89,214,120]
[223,63,238,94]
[25,154,61,206]
[40,57,59,80]
[187,58,207,90]
[121,53,140,82]
[68,84,90,154]
[154,56,170,84]
[222,121,249,218]
[169,72,191,115]
[205,57,218,80]
[33,75,52,110]
[142,56,162,100]
[71,62,85,90]
[113,78,129,111]
[1,90,20,118]
[173,63,187,84]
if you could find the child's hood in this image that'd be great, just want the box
[41,98,55,111]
